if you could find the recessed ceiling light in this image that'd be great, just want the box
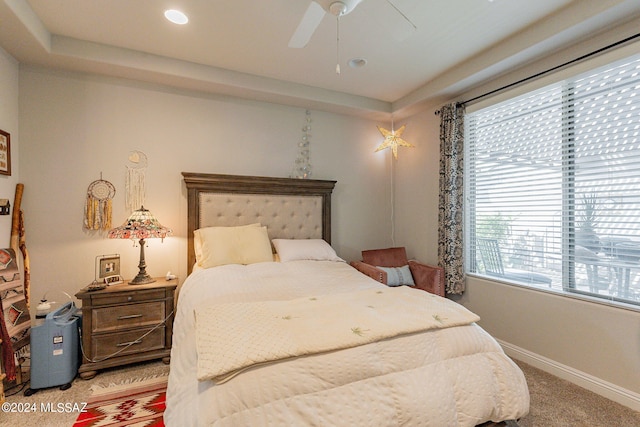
[348,58,367,68]
[164,9,188,25]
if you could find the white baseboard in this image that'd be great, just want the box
[498,339,640,412]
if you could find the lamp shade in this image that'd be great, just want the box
[108,206,171,240]
[108,206,171,285]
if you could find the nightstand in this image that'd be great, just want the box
[75,278,177,380]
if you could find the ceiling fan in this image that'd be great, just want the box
[288,0,416,49]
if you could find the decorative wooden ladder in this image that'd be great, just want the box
[0,337,6,403]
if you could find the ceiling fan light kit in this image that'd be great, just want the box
[289,0,413,75]
[288,0,364,49]
[329,2,347,16]
[322,0,363,16]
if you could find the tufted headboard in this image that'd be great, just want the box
[182,173,337,274]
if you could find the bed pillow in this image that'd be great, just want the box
[194,223,261,264]
[376,265,415,287]
[194,224,272,268]
[272,239,344,262]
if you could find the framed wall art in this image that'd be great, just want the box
[96,254,121,280]
[0,129,10,176]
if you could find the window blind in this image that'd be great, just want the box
[466,54,640,306]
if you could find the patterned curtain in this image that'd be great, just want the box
[438,103,466,294]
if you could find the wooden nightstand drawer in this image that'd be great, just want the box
[91,289,167,307]
[92,301,166,333]
[92,326,165,359]
[76,278,177,379]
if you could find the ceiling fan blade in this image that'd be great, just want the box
[369,0,417,42]
[288,1,326,48]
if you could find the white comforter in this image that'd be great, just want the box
[165,261,529,426]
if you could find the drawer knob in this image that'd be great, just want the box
[127,296,133,301]
[117,314,143,320]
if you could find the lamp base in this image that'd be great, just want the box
[128,274,156,285]
[129,237,155,285]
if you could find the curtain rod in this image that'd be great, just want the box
[435,31,640,115]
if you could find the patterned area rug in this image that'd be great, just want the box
[72,375,167,427]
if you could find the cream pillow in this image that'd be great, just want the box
[194,224,272,268]
[272,239,344,262]
[194,223,260,263]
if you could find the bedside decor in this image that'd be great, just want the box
[0,129,10,176]
[375,123,414,159]
[375,121,414,245]
[95,254,121,283]
[84,175,116,231]
[108,206,171,285]
[291,110,312,179]
[125,151,148,212]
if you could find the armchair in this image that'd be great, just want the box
[350,247,445,297]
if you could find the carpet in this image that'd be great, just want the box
[72,375,167,427]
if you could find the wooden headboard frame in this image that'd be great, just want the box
[182,173,337,274]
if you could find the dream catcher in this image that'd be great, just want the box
[126,150,147,211]
[84,174,116,230]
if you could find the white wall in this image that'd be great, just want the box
[459,279,640,399]
[18,67,394,308]
[0,47,20,245]
[392,108,441,265]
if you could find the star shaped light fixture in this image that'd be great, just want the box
[375,124,414,159]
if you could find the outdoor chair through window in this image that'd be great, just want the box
[476,238,552,286]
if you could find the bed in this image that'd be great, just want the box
[165,172,529,426]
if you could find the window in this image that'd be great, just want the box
[465,53,640,307]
